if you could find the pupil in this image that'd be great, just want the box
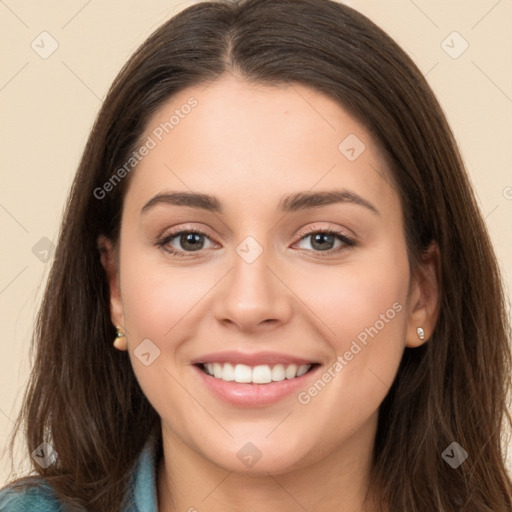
[182,233,203,251]
[312,233,333,250]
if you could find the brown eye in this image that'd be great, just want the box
[294,228,356,255]
[158,229,215,257]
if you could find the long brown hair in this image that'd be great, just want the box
[4,0,512,510]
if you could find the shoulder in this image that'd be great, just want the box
[0,480,62,512]
[0,436,160,512]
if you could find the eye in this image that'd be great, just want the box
[156,225,356,258]
[293,226,356,255]
[157,229,216,257]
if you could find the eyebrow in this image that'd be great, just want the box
[140,188,380,216]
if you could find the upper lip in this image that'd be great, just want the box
[190,350,318,366]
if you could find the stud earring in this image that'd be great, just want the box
[416,327,425,340]
[113,326,127,350]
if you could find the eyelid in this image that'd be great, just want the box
[159,222,355,242]
[295,222,356,241]
[158,223,216,241]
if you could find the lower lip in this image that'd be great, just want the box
[193,365,320,407]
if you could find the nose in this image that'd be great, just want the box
[212,239,293,333]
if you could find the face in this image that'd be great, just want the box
[102,74,436,476]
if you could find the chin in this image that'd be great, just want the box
[201,436,316,476]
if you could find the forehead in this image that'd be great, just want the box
[123,74,398,218]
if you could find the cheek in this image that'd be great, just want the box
[298,249,408,348]
[121,266,194,338]
[118,226,210,344]
[294,244,410,402]
[117,246,204,427]
[287,252,409,458]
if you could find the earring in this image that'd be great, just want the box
[113,326,127,350]
[416,327,425,340]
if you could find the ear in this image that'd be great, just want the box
[98,234,127,351]
[405,241,441,348]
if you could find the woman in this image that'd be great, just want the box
[1,0,511,510]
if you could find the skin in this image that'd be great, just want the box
[100,74,440,512]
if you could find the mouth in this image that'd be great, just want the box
[193,361,322,407]
[196,362,320,384]
[191,350,323,406]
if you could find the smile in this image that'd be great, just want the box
[193,361,321,407]
[200,362,313,384]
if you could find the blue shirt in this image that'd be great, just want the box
[0,438,159,511]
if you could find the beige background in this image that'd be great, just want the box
[1,0,511,483]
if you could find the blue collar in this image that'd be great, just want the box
[124,436,160,512]
[0,436,161,512]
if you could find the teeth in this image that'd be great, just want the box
[222,363,235,381]
[285,364,297,379]
[202,362,312,383]
[297,364,309,377]
[213,363,223,378]
[271,364,285,382]
[252,365,272,384]
[234,364,252,383]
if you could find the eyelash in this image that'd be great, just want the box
[157,225,356,258]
